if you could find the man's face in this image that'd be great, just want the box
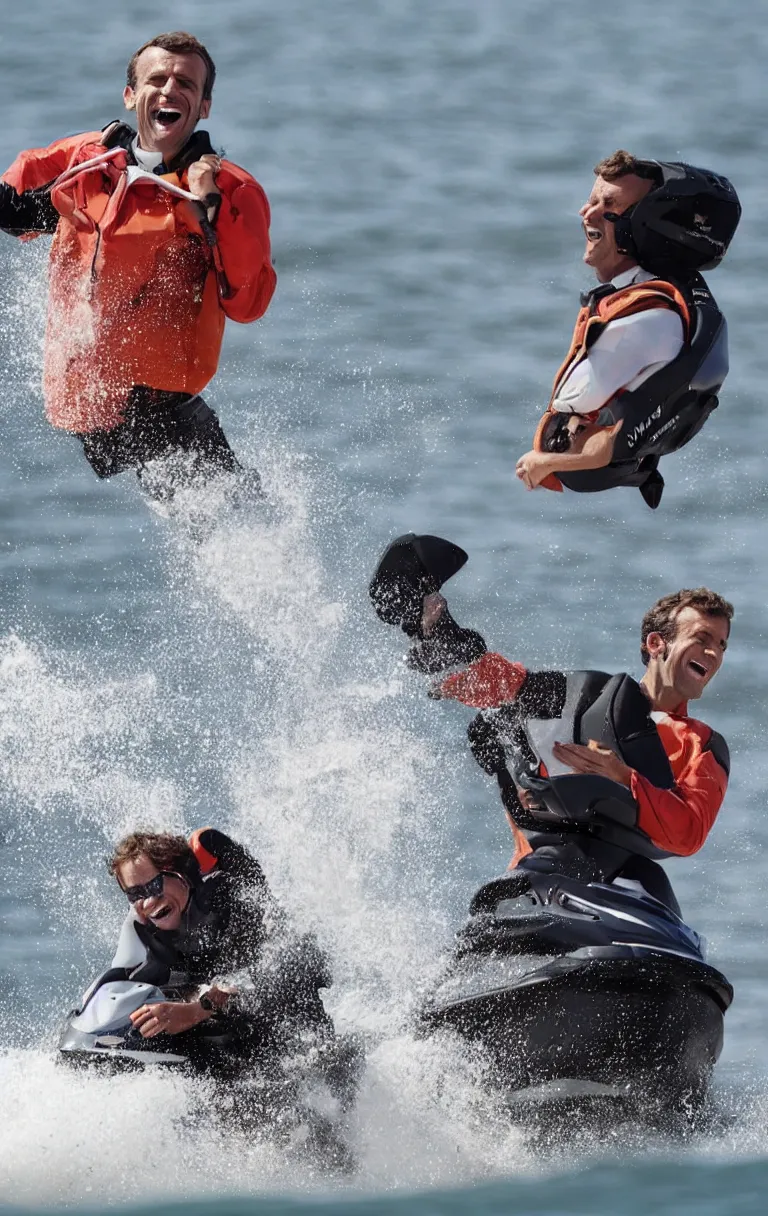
[123,47,210,161]
[116,854,190,931]
[579,173,653,282]
[647,606,729,704]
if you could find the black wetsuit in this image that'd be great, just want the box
[78,387,241,495]
[127,869,334,1066]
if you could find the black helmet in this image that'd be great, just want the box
[608,161,741,277]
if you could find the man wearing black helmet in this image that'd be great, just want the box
[515,151,740,508]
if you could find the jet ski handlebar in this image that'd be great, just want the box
[469,872,532,916]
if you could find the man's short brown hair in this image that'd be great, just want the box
[127,32,216,101]
[108,830,195,877]
[640,588,734,666]
[594,150,660,184]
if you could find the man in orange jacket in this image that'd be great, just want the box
[0,31,276,501]
[373,541,732,860]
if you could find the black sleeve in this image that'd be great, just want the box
[706,729,730,777]
[466,671,567,834]
[0,180,59,236]
[515,670,567,719]
[408,608,487,676]
[220,929,333,1052]
[497,768,541,832]
[214,886,330,1005]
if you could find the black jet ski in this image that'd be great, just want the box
[58,972,240,1071]
[58,968,361,1089]
[421,862,731,1124]
[57,968,361,1168]
[370,534,733,1125]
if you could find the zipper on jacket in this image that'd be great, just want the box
[89,221,102,284]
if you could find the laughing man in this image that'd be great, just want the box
[514,151,740,509]
[0,31,276,500]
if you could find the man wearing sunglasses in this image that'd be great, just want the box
[107,829,333,1049]
[0,31,276,504]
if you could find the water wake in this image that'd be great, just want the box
[1,442,764,1205]
[0,442,529,1202]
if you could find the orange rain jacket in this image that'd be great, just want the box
[532,278,691,492]
[2,131,276,434]
[437,653,728,858]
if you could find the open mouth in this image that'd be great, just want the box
[688,660,708,679]
[152,108,182,129]
[149,902,173,924]
[584,226,602,242]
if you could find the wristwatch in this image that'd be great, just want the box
[199,990,218,1014]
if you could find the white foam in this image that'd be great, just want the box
[0,449,534,1202]
[3,440,758,1204]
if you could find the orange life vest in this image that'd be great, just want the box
[188,826,267,891]
[189,827,220,875]
[3,131,275,433]
[509,705,727,865]
[532,280,691,492]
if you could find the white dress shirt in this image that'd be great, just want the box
[131,138,164,173]
[551,266,685,416]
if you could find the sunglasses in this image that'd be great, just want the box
[119,871,184,904]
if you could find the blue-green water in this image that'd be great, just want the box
[5,1159,768,1216]
[1,0,767,1210]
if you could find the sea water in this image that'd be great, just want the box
[1,0,767,1211]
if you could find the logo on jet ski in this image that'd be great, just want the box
[647,413,681,446]
[626,405,663,449]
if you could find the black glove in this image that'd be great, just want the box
[408,612,486,675]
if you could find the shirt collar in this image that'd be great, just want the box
[651,702,689,722]
[610,265,655,290]
[131,137,164,174]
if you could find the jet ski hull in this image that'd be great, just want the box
[421,870,732,1123]
[58,1025,218,1072]
[56,977,363,1170]
[422,951,729,1113]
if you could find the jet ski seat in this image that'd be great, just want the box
[615,855,681,916]
[518,831,682,917]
